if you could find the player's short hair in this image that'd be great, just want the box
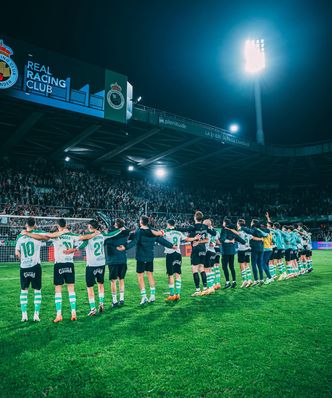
[251,219,260,227]
[88,219,99,229]
[273,222,281,229]
[57,218,66,228]
[140,215,149,226]
[115,218,125,228]
[267,221,273,228]
[238,219,246,226]
[288,225,294,231]
[167,219,175,226]
[26,217,35,227]
[195,211,203,221]
[223,218,232,227]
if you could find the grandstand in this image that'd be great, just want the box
[1,64,332,243]
[1,96,332,185]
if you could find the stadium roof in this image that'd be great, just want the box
[1,95,332,185]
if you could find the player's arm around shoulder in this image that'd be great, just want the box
[120,230,137,251]
[156,235,176,249]
[79,231,101,241]
[185,233,201,242]
[150,228,165,237]
[103,228,125,239]
[46,229,72,239]
[207,228,217,236]
[20,230,50,241]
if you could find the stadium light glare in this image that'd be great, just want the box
[229,123,239,133]
[244,38,266,145]
[128,165,134,171]
[65,156,70,162]
[244,39,266,74]
[131,96,142,104]
[155,167,166,178]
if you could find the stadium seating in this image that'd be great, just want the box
[1,162,331,236]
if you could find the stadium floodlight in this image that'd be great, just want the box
[155,167,166,178]
[244,39,266,74]
[65,156,70,162]
[131,96,142,104]
[128,165,134,171]
[244,38,266,145]
[229,123,239,133]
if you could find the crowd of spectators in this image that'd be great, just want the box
[0,162,331,239]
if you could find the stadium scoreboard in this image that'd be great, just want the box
[0,35,133,123]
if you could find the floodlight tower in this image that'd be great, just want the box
[244,39,266,145]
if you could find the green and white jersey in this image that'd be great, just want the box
[164,229,186,254]
[237,230,252,251]
[270,229,277,248]
[51,232,80,263]
[206,230,220,253]
[306,232,312,250]
[15,231,44,269]
[301,230,312,250]
[79,230,121,267]
[273,229,285,250]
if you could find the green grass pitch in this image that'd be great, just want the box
[0,252,331,398]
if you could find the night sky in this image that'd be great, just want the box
[3,0,332,145]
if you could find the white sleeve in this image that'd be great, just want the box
[15,238,21,251]
[180,232,186,241]
[73,237,81,248]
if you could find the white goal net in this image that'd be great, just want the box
[0,215,91,263]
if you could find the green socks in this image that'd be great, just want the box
[269,265,276,277]
[278,262,286,274]
[175,279,181,295]
[34,290,42,313]
[69,292,76,312]
[55,292,62,315]
[241,269,247,282]
[246,267,252,281]
[55,292,76,314]
[89,297,95,310]
[207,272,214,288]
[214,266,221,284]
[169,285,175,296]
[20,290,28,313]
[298,261,303,272]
